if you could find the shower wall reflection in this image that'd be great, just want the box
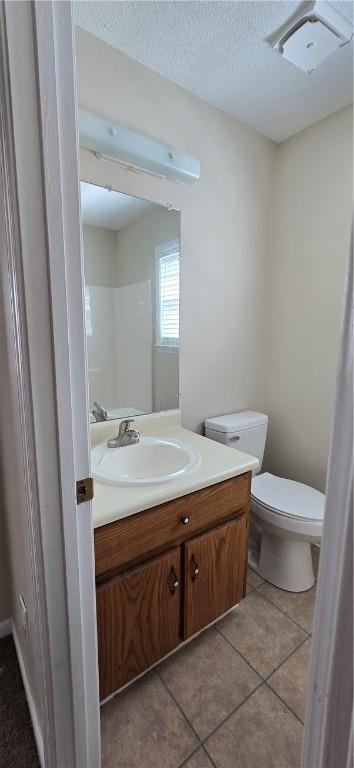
[80,181,180,422]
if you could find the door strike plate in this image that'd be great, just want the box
[76,477,94,504]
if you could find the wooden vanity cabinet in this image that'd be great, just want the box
[183,515,249,639]
[96,547,181,699]
[95,472,250,700]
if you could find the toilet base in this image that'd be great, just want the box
[249,532,315,592]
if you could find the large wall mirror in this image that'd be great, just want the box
[80,181,180,422]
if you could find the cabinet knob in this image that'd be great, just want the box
[191,555,199,581]
[169,566,179,595]
[181,515,190,525]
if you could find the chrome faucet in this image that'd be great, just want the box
[92,401,108,422]
[107,419,140,448]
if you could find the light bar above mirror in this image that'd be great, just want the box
[78,108,200,185]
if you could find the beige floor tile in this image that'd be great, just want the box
[182,747,215,768]
[257,581,316,633]
[158,627,261,740]
[268,638,311,722]
[247,566,264,588]
[205,684,303,768]
[100,670,198,768]
[217,591,307,678]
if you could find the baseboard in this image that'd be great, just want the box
[12,622,44,768]
[0,618,12,638]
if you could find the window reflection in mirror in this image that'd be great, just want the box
[80,181,180,423]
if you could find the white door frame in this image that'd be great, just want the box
[2,1,100,765]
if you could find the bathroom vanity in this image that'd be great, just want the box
[92,412,258,701]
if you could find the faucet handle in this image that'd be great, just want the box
[118,418,135,435]
[107,418,140,448]
[92,401,108,422]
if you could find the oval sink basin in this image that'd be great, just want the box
[91,436,201,486]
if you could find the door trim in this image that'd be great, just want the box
[2,2,100,765]
[0,4,54,764]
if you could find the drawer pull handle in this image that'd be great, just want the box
[191,556,199,582]
[181,515,190,525]
[169,566,179,595]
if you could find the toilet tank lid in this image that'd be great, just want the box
[205,411,268,433]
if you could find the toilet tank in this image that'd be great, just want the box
[205,411,268,474]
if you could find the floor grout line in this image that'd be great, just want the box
[155,666,203,749]
[247,578,265,589]
[201,744,218,768]
[201,676,305,756]
[264,680,305,727]
[203,744,216,768]
[216,616,309,685]
[158,623,307,760]
[253,586,313,636]
[214,625,265,681]
[176,744,204,768]
[200,680,265,746]
[156,634,266,760]
[264,634,310,682]
[178,744,218,768]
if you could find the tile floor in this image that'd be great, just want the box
[101,547,319,768]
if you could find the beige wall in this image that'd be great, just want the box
[76,29,275,434]
[83,224,117,286]
[76,30,352,491]
[264,105,353,491]
[83,225,119,408]
[116,207,179,291]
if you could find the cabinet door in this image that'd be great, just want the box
[96,547,181,699]
[183,514,249,639]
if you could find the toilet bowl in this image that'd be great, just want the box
[205,411,325,592]
[250,472,324,591]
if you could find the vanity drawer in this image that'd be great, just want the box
[94,472,251,579]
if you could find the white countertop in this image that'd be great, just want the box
[91,410,259,528]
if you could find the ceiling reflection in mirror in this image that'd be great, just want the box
[80,181,180,423]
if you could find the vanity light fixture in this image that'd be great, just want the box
[93,151,179,184]
[79,108,200,185]
[269,0,353,73]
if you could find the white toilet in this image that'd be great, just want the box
[205,411,324,592]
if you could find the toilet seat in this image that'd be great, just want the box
[251,472,325,522]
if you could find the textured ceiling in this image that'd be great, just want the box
[73,0,353,142]
[80,182,156,230]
